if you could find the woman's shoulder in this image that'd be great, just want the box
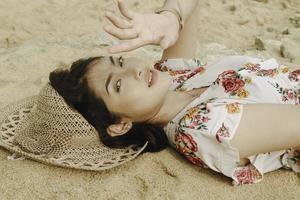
[154,58,204,72]
[205,55,263,70]
[153,55,265,72]
[207,55,262,65]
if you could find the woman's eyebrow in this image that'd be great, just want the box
[106,56,117,96]
[109,56,115,65]
[105,72,113,96]
[105,56,123,96]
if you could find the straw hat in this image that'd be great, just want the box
[0,83,148,171]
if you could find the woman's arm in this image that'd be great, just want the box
[161,0,199,60]
[231,103,300,158]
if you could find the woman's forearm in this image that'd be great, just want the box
[162,0,199,22]
[160,0,199,59]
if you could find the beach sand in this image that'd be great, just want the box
[0,0,299,199]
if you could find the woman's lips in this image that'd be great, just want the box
[149,69,158,87]
[145,68,158,87]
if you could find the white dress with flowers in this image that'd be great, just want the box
[154,56,300,186]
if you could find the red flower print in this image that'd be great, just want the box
[194,66,205,75]
[179,100,212,131]
[256,69,277,77]
[185,154,207,168]
[153,59,167,71]
[191,121,198,126]
[218,70,237,80]
[172,69,191,76]
[232,165,263,185]
[287,90,294,99]
[175,133,198,153]
[288,69,300,82]
[154,59,192,78]
[269,82,299,104]
[281,88,296,102]
[222,78,245,93]
[174,66,205,83]
[202,116,209,123]
[244,63,261,72]
[216,123,230,143]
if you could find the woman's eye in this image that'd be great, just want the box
[118,56,123,67]
[116,79,121,93]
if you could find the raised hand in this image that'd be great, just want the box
[104,0,180,53]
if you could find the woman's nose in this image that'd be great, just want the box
[126,67,141,81]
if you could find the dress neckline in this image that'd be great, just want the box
[163,85,211,131]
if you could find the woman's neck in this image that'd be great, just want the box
[146,90,197,128]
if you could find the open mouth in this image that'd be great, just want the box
[148,70,157,87]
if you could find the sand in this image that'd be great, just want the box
[0,0,299,199]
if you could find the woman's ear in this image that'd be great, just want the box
[106,121,133,137]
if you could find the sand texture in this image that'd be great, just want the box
[0,0,299,199]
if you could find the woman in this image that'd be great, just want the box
[49,0,299,185]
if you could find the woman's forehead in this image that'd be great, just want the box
[87,57,111,77]
[84,57,112,94]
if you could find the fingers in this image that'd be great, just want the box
[104,25,137,40]
[105,11,133,29]
[117,0,135,20]
[108,38,146,53]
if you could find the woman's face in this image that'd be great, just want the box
[85,56,173,123]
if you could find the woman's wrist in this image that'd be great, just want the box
[155,8,184,32]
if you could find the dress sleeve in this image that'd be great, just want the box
[231,164,263,186]
[231,150,286,186]
[154,58,205,74]
[231,148,300,186]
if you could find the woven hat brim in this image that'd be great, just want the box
[0,95,148,171]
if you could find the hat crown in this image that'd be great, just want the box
[14,83,99,156]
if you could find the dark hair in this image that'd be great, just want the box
[49,56,169,153]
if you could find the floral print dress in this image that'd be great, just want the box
[154,56,300,186]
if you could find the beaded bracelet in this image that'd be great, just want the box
[155,8,184,31]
